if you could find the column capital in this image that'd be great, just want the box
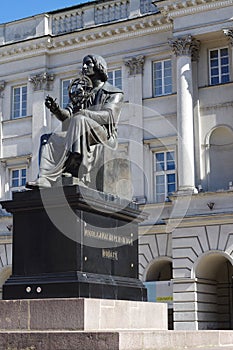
[223,28,233,46]
[169,35,200,61]
[0,81,5,98]
[125,55,145,75]
[28,72,55,91]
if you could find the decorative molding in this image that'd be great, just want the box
[0,15,172,61]
[125,55,145,75]
[200,101,233,111]
[0,81,5,98]
[223,28,233,46]
[156,0,233,21]
[168,35,200,61]
[28,72,55,91]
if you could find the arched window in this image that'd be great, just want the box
[208,126,233,191]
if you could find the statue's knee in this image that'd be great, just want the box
[40,134,51,145]
[72,114,86,124]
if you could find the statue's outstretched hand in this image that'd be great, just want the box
[45,95,59,113]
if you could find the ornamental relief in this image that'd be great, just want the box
[28,72,55,91]
[125,55,145,75]
[168,35,200,61]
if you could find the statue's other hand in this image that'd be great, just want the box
[45,95,59,113]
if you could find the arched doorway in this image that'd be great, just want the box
[145,258,172,281]
[144,258,173,329]
[194,252,233,329]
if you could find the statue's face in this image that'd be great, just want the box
[82,56,95,77]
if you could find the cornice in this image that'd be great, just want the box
[166,211,233,229]
[0,14,172,62]
[155,0,233,20]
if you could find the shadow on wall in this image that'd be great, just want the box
[204,125,233,192]
[194,252,233,330]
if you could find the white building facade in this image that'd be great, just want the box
[1,0,233,330]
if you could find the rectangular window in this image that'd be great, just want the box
[11,168,27,189]
[108,69,122,90]
[154,151,176,202]
[62,79,72,108]
[209,48,230,85]
[153,60,172,96]
[12,85,27,118]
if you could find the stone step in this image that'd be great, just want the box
[0,330,233,350]
[119,330,233,350]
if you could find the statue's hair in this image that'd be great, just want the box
[83,54,108,82]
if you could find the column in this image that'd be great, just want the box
[0,81,5,198]
[224,29,233,66]
[28,72,54,180]
[124,55,145,200]
[169,35,200,193]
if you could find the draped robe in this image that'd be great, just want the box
[39,81,123,185]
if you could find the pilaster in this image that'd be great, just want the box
[223,29,233,71]
[169,35,200,193]
[124,55,145,199]
[173,278,198,330]
[28,72,55,180]
[0,81,5,198]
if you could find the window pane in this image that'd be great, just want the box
[210,50,218,59]
[220,48,228,56]
[21,168,27,186]
[211,67,219,76]
[211,76,219,85]
[12,170,19,187]
[62,80,71,108]
[167,173,176,195]
[156,175,165,202]
[210,59,218,67]
[155,153,164,171]
[12,179,19,187]
[12,170,19,179]
[222,75,230,83]
[167,152,175,170]
[108,69,122,89]
[221,57,229,65]
[108,71,113,84]
[164,60,171,69]
[155,62,162,71]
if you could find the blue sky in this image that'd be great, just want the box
[0,0,93,24]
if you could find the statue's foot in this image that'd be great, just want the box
[26,177,51,189]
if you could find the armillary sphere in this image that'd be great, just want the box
[68,73,93,107]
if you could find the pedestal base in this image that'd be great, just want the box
[1,185,147,301]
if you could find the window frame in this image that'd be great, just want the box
[10,167,27,191]
[12,85,27,119]
[209,47,230,86]
[108,68,122,90]
[153,150,176,202]
[61,78,72,109]
[153,59,172,97]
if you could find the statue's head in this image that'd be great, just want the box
[82,54,108,82]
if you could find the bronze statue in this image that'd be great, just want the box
[27,54,123,189]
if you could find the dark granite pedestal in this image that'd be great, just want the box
[1,185,147,301]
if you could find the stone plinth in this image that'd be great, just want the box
[1,185,147,301]
[0,298,167,331]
